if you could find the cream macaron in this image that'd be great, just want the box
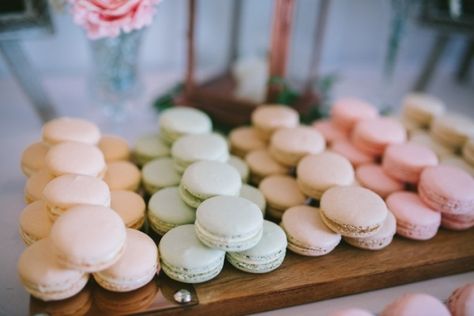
[344,211,396,250]
[228,155,249,183]
[42,117,101,146]
[245,149,289,185]
[19,201,53,246]
[229,126,267,158]
[430,114,474,150]
[158,107,212,144]
[98,135,131,162]
[239,184,266,215]
[297,152,354,200]
[24,169,54,204]
[45,141,106,178]
[141,158,181,195]
[104,161,141,191]
[171,133,229,173]
[320,186,388,238]
[133,133,170,166]
[18,239,89,301]
[110,190,146,229]
[251,105,299,140]
[50,205,127,272]
[269,126,325,166]
[21,142,49,177]
[93,229,159,292]
[401,93,445,127]
[42,174,111,221]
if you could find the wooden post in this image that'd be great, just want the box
[267,0,295,102]
[185,0,196,96]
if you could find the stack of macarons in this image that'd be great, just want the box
[18,117,158,302]
[328,282,473,316]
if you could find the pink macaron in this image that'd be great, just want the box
[448,283,474,316]
[441,212,474,231]
[331,97,378,132]
[352,118,406,156]
[382,143,438,183]
[381,293,450,316]
[331,140,376,167]
[355,164,404,199]
[386,191,441,240]
[312,119,349,144]
[418,165,474,214]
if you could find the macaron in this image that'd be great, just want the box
[158,107,212,144]
[382,143,438,183]
[24,169,54,204]
[171,133,229,173]
[159,224,225,283]
[441,212,474,231]
[239,184,266,215]
[42,117,101,146]
[21,142,49,177]
[133,133,170,166]
[141,158,181,195]
[259,175,307,219]
[195,196,263,251]
[281,205,341,256]
[344,211,396,250]
[352,117,406,156]
[401,93,445,127]
[386,191,441,240]
[18,239,89,301]
[228,155,249,183]
[329,308,375,316]
[269,126,325,166]
[19,201,53,246]
[93,229,158,292]
[179,160,241,208]
[381,293,450,316]
[331,97,378,132]
[320,186,388,238]
[462,139,474,166]
[45,141,106,178]
[251,105,299,140]
[330,140,375,167]
[110,190,146,229]
[98,135,130,162]
[104,161,141,191]
[448,283,474,316]
[430,114,474,149]
[418,165,474,214]
[229,126,267,158]
[50,205,127,272]
[355,164,404,199]
[297,152,354,200]
[42,174,111,221]
[409,131,454,159]
[441,155,474,177]
[226,220,287,273]
[245,149,289,185]
[147,187,196,235]
[312,119,349,144]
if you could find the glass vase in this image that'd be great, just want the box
[89,29,144,119]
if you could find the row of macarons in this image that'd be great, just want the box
[329,282,473,316]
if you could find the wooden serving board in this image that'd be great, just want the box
[30,228,474,316]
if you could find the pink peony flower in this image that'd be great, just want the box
[70,0,161,39]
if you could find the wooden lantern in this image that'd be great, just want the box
[178,0,328,127]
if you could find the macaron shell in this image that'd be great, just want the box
[331,98,378,131]
[441,156,474,177]
[159,107,212,140]
[355,164,404,199]
[104,161,141,191]
[330,140,375,167]
[448,283,474,316]
[93,229,158,292]
[42,117,100,146]
[409,131,454,159]
[142,158,181,194]
[229,126,267,157]
[344,211,396,250]
[441,212,474,231]
[245,149,289,184]
[281,205,341,256]
[251,105,299,138]
[18,239,89,301]
[381,293,450,316]
[24,169,54,204]
[133,133,170,166]
[352,118,406,156]
[110,190,146,229]
[227,155,250,183]
[19,201,53,246]
[98,135,130,162]
[386,191,441,240]
[312,119,349,144]
[21,142,49,177]
[50,205,127,272]
[239,184,266,215]
[259,175,306,216]
[402,93,445,126]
